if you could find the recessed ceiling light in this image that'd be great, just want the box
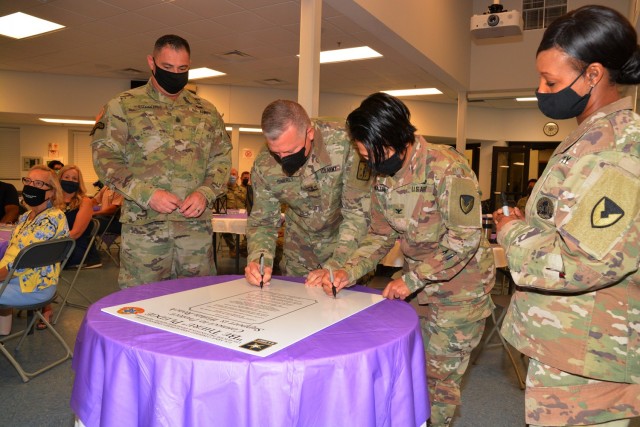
[383,88,442,97]
[313,46,382,64]
[188,67,225,80]
[515,97,537,102]
[0,12,65,39]
[39,118,94,125]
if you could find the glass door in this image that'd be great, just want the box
[490,146,530,212]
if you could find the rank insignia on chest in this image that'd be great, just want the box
[394,208,403,215]
[459,195,474,214]
[357,160,371,181]
[591,196,624,228]
[536,196,554,219]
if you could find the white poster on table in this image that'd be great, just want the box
[102,278,384,357]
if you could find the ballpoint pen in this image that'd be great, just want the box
[329,267,336,299]
[259,253,264,289]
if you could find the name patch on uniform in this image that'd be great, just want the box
[276,177,295,184]
[591,196,624,228]
[536,196,554,220]
[459,195,474,214]
[357,160,371,181]
[374,184,388,193]
[412,185,427,193]
[89,121,105,136]
[319,165,340,174]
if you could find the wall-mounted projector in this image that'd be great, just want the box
[471,3,523,39]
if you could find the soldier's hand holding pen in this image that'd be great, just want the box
[321,269,349,297]
[492,207,524,234]
[245,260,272,287]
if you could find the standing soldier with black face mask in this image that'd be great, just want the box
[91,34,231,289]
[244,100,372,287]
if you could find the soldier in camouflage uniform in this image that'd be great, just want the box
[494,6,640,426]
[328,93,495,427]
[223,168,247,256]
[91,34,231,288]
[244,99,372,287]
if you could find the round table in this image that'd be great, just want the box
[71,275,429,427]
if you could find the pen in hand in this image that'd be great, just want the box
[329,267,336,298]
[259,253,264,289]
[501,193,510,217]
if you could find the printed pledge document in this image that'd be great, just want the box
[102,278,384,357]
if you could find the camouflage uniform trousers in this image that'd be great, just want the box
[526,358,640,427]
[416,295,492,427]
[278,223,336,277]
[119,220,215,289]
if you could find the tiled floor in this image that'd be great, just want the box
[0,240,636,426]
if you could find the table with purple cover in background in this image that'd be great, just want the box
[70,275,429,427]
[0,228,12,259]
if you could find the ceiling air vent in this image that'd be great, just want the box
[259,78,287,86]
[216,50,254,62]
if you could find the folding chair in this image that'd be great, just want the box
[54,218,100,324]
[472,246,526,389]
[96,208,121,267]
[0,237,75,382]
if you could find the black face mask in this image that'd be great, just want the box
[278,145,309,175]
[242,178,249,186]
[153,59,189,95]
[536,71,593,120]
[60,180,80,194]
[22,185,48,207]
[374,151,405,177]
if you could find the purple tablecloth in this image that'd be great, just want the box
[0,229,12,259]
[71,275,429,427]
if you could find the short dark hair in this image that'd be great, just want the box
[346,92,416,168]
[47,160,64,169]
[154,34,191,56]
[261,100,310,140]
[537,5,640,85]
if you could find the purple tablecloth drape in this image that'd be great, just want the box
[71,275,429,427]
[0,229,12,259]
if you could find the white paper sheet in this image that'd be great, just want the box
[101,278,384,357]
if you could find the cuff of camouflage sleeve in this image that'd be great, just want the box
[496,219,521,247]
[403,271,425,293]
[127,183,157,209]
[195,186,215,207]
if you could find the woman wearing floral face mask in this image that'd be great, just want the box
[58,165,102,271]
[493,5,640,426]
[0,166,69,334]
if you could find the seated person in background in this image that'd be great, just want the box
[516,178,537,214]
[0,180,19,224]
[47,160,64,173]
[241,170,253,214]
[92,182,123,236]
[223,168,247,257]
[58,165,102,269]
[0,166,69,334]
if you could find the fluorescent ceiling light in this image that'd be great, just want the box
[515,97,537,102]
[499,165,510,168]
[512,162,525,166]
[225,126,262,133]
[39,118,94,125]
[0,12,65,39]
[188,67,225,80]
[318,46,382,64]
[383,88,442,97]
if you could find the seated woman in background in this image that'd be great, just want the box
[92,181,123,236]
[58,165,102,270]
[0,165,69,334]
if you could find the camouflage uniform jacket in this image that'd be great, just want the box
[498,97,640,384]
[343,136,495,304]
[226,183,247,210]
[91,81,232,224]
[247,119,372,270]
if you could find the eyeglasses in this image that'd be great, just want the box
[22,177,52,189]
